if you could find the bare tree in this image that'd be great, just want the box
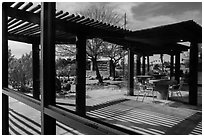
[86,38,105,83]
[79,4,124,83]
[102,43,127,80]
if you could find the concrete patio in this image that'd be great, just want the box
[9,88,202,135]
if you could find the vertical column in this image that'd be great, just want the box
[76,35,87,116]
[170,53,174,79]
[2,3,9,135]
[128,49,134,96]
[136,55,141,75]
[40,2,56,134]
[189,42,198,105]
[175,52,180,83]
[147,56,150,73]
[142,55,146,75]
[32,44,40,100]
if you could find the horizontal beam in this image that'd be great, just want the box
[45,105,138,135]
[2,89,139,135]
[8,34,39,44]
[8,34,76,44]
[2,88,41,111]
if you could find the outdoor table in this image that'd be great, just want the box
[152,74,166,79]
[136,75,153,84]
[149,79,174,100]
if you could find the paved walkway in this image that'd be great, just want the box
[8,88,202,135]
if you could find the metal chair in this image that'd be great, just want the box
[136,82,155,102]
[168,83,183,98]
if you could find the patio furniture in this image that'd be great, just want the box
[136,75,153,85]
[149,79,175,100]
[168,83,183,98]
[136,82,155,102]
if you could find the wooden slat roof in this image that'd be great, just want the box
[6,2,131,45]
[4,2,202,55]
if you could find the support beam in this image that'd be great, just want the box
[75,35,87,116]
[175,52,180,83]
[189,42,198,105]
[147,56,150,73]
[170,54,174,79]
[32,44,40,100]
[2,3,9,135]
[136,55,141,75]
[40,2,56,135]
[128,49,134,96]
[142,56,146,75]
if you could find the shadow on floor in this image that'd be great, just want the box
[87,100,202,135]
[9,108,81,135]
[86,98,129,112]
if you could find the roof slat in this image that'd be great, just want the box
[85,20,99,26]
[8,3,34,30]
[8,19,18,25]
[12,2,25,9]
[80,19,95,25]
[56,12,69,19]
[17,26,39,35]
[24,29,40,36]
[76,18,90,24]
[91,21,105,28]
[29,4,41,13]
[66,15,80,22]
[9,23,35,34]
[55,10,63,16]
[71,16,85,22]
[61,14,75,21]
[21,2,33,10]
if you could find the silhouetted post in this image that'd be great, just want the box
[136,55,141,75]
[32,44,40,100]
[40,2,56,134]
[147,56,150,73]
[175,52,180,83]
[76,34,87,116]
[170,54,174,79]
[189,42,198,105]
[142,55,146,75]
[128,49,134,96]
[2,3,9,135]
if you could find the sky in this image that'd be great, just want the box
[8,1,202,59]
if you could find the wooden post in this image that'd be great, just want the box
[128,49,134,96]
[2,3,9,135]
[147,56,150,73]
[75,34,87,116]
[142,55,146,75]
[32,44,40,100]
[175,52,180,83]
[189,42,198,105]
[40,2,56,134]
[136,55,141,75]
[170,54,174,79]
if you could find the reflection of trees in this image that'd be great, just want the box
[8,49,32,92]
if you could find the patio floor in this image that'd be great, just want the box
[9,88,202,135]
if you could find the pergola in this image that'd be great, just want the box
[123,20,201,100]
[2,2,202,135]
